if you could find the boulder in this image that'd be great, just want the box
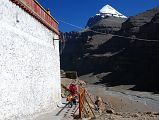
[106,109,115,114]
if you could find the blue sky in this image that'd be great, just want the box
[38,0,159,32]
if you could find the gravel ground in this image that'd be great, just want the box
[95,112,159,120]
[85,84,159,120]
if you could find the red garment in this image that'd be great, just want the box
[69,84,77,96]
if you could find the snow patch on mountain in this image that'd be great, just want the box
[96,4,127,18]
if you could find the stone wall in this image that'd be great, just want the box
[0,0,61,119]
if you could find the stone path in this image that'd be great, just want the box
[35,98,78,120]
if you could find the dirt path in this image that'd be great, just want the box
[35,98,77,120]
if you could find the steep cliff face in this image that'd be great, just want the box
[60,31,82,71]
[60,6,159,93]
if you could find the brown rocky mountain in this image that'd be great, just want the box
[60,6,159,93]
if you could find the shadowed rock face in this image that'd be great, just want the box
[60,6,159,93]
[139,13,159,40]
[120,6,159,36]
[86,15,103,28]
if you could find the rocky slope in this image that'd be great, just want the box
[89,16,127,34]
[119,5,159,36]
[139,12,159,39]
[60,5,159,93]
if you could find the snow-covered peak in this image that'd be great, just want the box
[97,4,127,18]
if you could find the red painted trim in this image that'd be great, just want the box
[10,0,59,35]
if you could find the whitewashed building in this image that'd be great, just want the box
[0,0,61,119]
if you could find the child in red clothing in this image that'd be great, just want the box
[69,84,78,105]
[69,84,77,96]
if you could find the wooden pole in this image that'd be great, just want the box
[79,86,86,118]
[85,96,96,119]
[85,90,100,113]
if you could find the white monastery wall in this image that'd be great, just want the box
[0,0,61,119]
